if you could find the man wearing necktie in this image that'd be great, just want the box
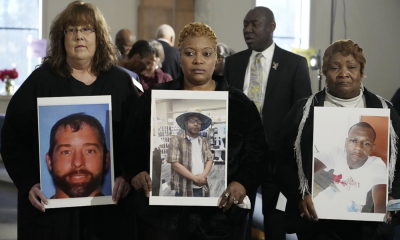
[224,6,312,240]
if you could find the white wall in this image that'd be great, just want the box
[194,0,255,53]
[42,0,138,44]
[309,0,400,98]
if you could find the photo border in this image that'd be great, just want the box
[312,107,390,222]
[149,90,229,206]
[37,96,114,208]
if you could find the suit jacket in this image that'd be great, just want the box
[224,45,312,150]
[157,40,181,80]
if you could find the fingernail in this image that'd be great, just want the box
[44,201,48,205]
[314,218,319,222]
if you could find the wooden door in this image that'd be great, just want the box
[137,0,194,46]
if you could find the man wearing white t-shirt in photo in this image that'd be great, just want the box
[313,122,387,214]
[167,110,213,197]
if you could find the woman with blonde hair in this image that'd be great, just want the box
[1,1,138,239]
[122,22,268,240]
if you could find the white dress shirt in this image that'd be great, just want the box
[243,42,275,113]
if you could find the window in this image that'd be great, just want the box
[256,0,310,51]
[0,0,42,93]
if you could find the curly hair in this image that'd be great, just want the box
[322,39,366,77]
[42,1,119,78]
[178,22,218,52]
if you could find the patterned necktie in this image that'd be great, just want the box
[248,53,263,112]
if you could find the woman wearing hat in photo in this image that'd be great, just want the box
[169,109,213,197]
[122,22,269,240]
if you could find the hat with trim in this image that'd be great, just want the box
[176,108,212,131]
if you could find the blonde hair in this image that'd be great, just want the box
[43,1,119,78]
[178,22,217,52]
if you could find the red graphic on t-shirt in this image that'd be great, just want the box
[333,174,360,191]
[333,174,342,183]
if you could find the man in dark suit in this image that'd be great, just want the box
[224,6,312,240]
[155,24,181,80]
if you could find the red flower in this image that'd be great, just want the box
[0,68,19,82]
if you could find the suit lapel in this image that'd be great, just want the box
[235,50,252,90]
[264,45,285,103]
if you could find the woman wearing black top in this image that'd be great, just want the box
[1,1,138,239]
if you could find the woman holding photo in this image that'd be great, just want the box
[275,39,400,239]
[1,1,139,239]
[122,22,268,240]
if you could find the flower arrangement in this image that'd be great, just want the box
[0,68,18,81]
[0,68,18,95]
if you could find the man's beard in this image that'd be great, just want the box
[52,169,104,198]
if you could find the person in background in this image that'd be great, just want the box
[1,1,139,239]
[119,40,154,76]
[155,24,181,79]
[138,40,172,91]
[115,29,135,60]
[149,40,164,69]
[115,28,141,84]
[224,6,312,239]
[120,40,171,92]
[277,39,400,239]
[213,43,232,76]
[122,22,268,240]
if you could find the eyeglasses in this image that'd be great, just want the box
[188,119,203,125]
[64,27,95,36]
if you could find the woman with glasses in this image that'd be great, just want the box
[1,1,139,240]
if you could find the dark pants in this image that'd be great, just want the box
[262,180,286,240]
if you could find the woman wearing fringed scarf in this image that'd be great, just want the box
[275,39,400,240]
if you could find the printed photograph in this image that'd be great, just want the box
[38,96,114,208]
[312,107,390,222]
[149,90,228,206]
